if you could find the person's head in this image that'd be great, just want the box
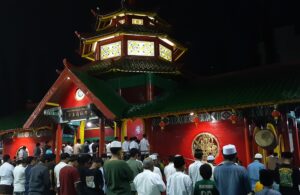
[22,146,26,150]
[69,155,79,167]
[60,153,70,162]
[273,152,278,157]
[259,169,274,187]
[200,163,212,180]
[149,154,158,164]
[168,155,174,163]
[129,148,139,159]
[110,141,122,159]
[222,144,237,161]
[254,153,263,162]
[44,154,55,163]
[3,154,10,162]
[76,139,81,144]
[143,157,154,171]
[91,157,104,169]
[207,155,215,163]
[36,143,40,147]
[26,156,37,165]
[143,134,147,138]
[78,154,92,168]
[194,149,203,160]
[114,137,118,141]
[173,155,185,171]
[124,136,128,141]
[67,142,71,146]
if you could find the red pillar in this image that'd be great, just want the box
[99,118,105,156]
[55,124,63,163]
[243,118,251,166]
[292,119,300,166]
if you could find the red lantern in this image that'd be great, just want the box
[229,113,238,124]
[272,109,281,120]
[193,116,200,127]
[159,120,166,130]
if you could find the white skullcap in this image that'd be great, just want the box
[254,153,263,159]
[207,155,215,161]
[222,144,237,155]
[149,154,157,160]
[110,141,122,148]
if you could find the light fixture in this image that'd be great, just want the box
[75,88,85,101]
[86,121,92,127]
[190,112,194,116]
[67,77,70,80]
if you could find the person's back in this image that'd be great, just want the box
[248,154,265,190]
[267,154,279,171]
[134,169,165,195]
[164,162,176,182]
[127,159,143,177]
[59,165,81,195]
[194,164,219,195]
[256,169,281,195]
[29,163,50,194]
[104,160,134,195]
[13,163,26,194]
[188,149,204,185]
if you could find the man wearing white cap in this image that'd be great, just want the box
[207,155,216,177]
[247,153,265,191]
[214,144,251,195]
[149,154,163,179]
[103,141,134,195]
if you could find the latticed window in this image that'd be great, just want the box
[159,44,172,61]
[132,19,143,25]
[100,41,122,60]
[127,40,154,56]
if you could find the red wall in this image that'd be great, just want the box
[150,120,248,166]
[59,83,91,108]
[126,119,145,140]
[84,128,114,139]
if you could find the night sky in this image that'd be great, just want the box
[0,0,299,116]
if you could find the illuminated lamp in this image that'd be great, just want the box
[272,109,281,122]
[159,117,166,130]
[229,111,238,124]
[86,122,92,128]
[75,89,85,101]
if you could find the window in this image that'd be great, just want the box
[159,44,172,61]
[128,40,154,56]
[100,41,122,60]
[132,19,143,25]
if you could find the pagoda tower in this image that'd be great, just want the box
[74,2,187,104]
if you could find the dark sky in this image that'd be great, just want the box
[0,0,299,116]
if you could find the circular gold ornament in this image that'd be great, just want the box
[192,133,219,160]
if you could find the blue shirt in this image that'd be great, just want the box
[255,187,281,195]
[214,161,251,195]
[247,160,265,190]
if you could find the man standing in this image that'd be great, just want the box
[139,134,150,160]
[164,155,176,182]
[166,155,193,195]
[63,142,73,155]
[266,152,279,171]
[188,149,204,186]
[214,144,251,195]
[134,158,166,195]
[0,154,14,194]
[103,141,134,195]
[256,170,281,195]
[13,159,27,195]
[247,153,265,191]
[74,139,82,155]
[25,157,37,195]
[127,148,143,194]
[59,155,82,195]
[149,154,163,179]
[122,137,130,160]
[85,157,104,195]
[34,143,42,158]
[274,152,300,195]
[28,155,51,195]
[18,146,28,160]
[54,153,70,193]
[129,137,139,150]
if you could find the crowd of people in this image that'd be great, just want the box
[0,135,299,195]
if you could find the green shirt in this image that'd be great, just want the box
[194,179,219,195]
[104,160,134,195]
[127,158,143,191]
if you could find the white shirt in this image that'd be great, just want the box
[13,164,26,192]
[134,169,166,195]
[99,167,106,193]
[153,166,163,179]
[0,162,14,185]
[106,143,111,156]
[139,138,150,154]
[129,141,139,150]
[164,163,176,182]
[122,141,130,152]
[167,171,193,195]
[188,160,203,185]
[89,143,94,155]
[63,145,73,155]
[54,161,68,187]
[73,143,81,154]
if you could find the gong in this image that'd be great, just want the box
[254,129,277,150]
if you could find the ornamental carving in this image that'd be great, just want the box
[192,133,219,159]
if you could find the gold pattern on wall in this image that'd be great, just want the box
[100,41,122,60]
[192,133,219,159]
[127,40,155,56]
[132,19,143,25]
[159,44,172,61]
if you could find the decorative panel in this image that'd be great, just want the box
[159,44,172,61]
[127,40,154,56]
[132,19,143,25]
[100,41,121,60]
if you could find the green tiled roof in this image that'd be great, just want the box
[0,111,32,131]
[73,71,130,118]
[126,64,300,118]
[83,57,180,75]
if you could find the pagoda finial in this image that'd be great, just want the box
[74,31,81,38]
